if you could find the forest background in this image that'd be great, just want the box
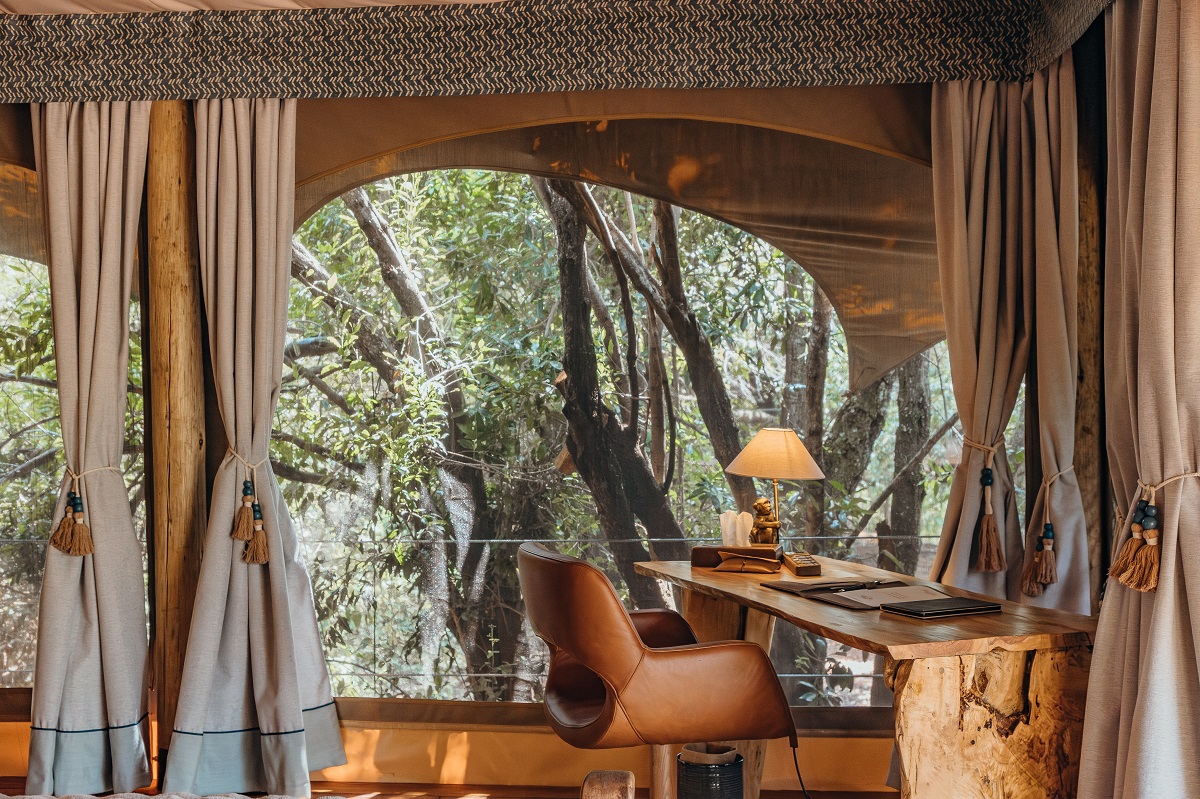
[0,169,1024,706]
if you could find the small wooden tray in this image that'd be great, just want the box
[691,544,782,567]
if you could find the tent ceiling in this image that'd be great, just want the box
[0,0,1107,102]
[1,85,940,386]
[298,115,939,390]
[294,84,934,202]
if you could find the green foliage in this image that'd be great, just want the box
[0,169,1021,711]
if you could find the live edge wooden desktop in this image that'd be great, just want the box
[635,556,1096,799]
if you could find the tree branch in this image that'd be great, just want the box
[0,447,58,481]
[271,458,359,493]
[290,241,406,388]
[851,412,960,538]
[283,355,354,415]
[284,336,339,360]
[272,428,365,473]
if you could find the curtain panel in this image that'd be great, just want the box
[26,101,152,795]
[161,98,345,796]
[1080,0,1200,794]
[929,53,1084,603]
[1018,56,1089,614]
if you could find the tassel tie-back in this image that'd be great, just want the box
[1021,465,1074,597]
[963,436,1006,572]
[228,450,269,565]
[1110,471,1200,592]
[50,465,121,556]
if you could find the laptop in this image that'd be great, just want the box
[880,596,1002,619]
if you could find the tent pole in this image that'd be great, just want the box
[146,99,206,783]
[1072,18,1108,611]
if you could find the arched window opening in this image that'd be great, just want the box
[279,170,1027,705]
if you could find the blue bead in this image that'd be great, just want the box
[252,503,263,520]
[1043,527,1055,540]
[1035,539,1045,551]
[67,491,76,501]
[981,476,994,487]
[72,496,83,511]
[1144,505,1158,517]
[1142,517,1159,530]
[1132,510,1146,524]
[981,468,993,478]
[1137,499,1148,510]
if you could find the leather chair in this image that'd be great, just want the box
[517,543,797,749]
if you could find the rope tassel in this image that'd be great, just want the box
[1121,490,1160,592]
[1109,495,1147,580]
[1036,524,1058,586]
[231,480,255,541]
[70,494,94,556]
[48,467,117,557]
[1020,466,1072,597]
[1020,536,1044,597]
[968,439,1006,572]
[229,451,270,565]
[48,490,78,554]
[243,502,269,564]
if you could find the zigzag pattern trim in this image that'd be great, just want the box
[0,0,1109,102]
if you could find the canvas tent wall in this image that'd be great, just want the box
[0,0,1115,794]
[2,85,938,387]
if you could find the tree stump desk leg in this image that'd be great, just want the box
[649,589,777,799]
[888,646,1091,799]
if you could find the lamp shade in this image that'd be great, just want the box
[725,428,825,481]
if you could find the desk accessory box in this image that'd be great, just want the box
[691,544,782,567]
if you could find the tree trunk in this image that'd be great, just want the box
[647,316,668,484]
[878,355,930,576]
[801,285,831,538]
[779,263,808,432]
[545,179,755,512]
[651,201,757,511]
[546,184,665,609]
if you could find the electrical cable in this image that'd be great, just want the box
[791,742,813,799]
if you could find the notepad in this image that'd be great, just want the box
[822,585,948,609]
[762,579,947,610]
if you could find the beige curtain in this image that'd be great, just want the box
[929,76,1031,599]
[930,54,1083,602]
[25,102,151,794]
[1018,57,1090,614]
[162,99,345,796]
[1080,0,1200,794]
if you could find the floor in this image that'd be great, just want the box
[0,777,896,799]
[311,787,895,799]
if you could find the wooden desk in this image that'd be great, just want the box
[636,557,1095,799]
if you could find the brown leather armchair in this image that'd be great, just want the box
[518,543,797,749]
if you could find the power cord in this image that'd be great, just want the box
[790,742,813,799]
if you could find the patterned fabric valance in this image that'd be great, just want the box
[0,0,1109,102]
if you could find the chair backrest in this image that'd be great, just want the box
[517,543,645,689]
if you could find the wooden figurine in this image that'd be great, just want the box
[749,496,781,545]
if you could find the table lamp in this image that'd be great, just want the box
[725,428,824,544]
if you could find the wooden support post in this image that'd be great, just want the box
[145,99,205,777]
[889,646,1091,798]
[1072,18,1108,608]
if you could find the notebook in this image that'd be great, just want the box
[880,596,1002,619]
